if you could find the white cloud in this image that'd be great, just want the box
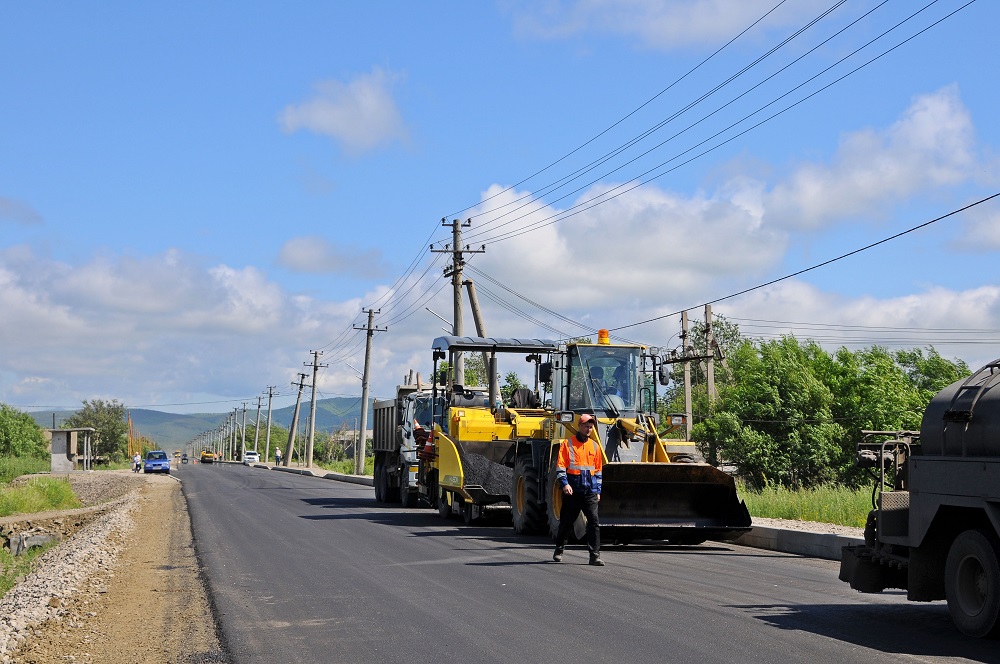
[765,86,980,229]
[955,201,1000,251]
[276,235,386,277]
[504,0,827,50]
[279,67,407,155]
[0,196,43,225]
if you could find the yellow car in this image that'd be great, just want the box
[200,451,216,464]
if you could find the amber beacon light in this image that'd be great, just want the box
[597,329,610,345]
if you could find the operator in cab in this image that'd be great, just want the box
[552,413,604,566]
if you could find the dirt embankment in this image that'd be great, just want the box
[1,472,228,664]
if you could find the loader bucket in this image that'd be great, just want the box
[598,463,751,543]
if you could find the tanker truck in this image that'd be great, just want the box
[839,358,1000,638]
[416,331,751,543]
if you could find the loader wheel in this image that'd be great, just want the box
[945,529,1000,638]
[437,488,452,519]
[547,464,585,542]
[511,455,545,534]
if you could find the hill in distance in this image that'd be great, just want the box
[31,397,372,449]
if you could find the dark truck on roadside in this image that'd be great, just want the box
[840,358,1000,637]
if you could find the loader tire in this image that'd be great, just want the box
[511,455,545,535]
[547,463,585,542]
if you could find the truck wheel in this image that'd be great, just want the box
[373,461,385,502]
[945,529,1000,638]
[511,455,544,534]
[400,469,416,508]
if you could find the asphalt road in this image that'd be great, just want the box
[177,463,997,664]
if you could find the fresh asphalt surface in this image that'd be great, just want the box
[177,463,997,664]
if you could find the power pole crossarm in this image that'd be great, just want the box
[431,218,484,387]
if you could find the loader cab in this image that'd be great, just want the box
[563,344,644,416]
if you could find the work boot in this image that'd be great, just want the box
[552,548,564,563]
[589,555,605,567]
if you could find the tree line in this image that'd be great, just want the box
[658,317,970,490]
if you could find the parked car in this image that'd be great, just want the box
[242,450,260,465]
[200,450,215,464]
[143,450,171,474]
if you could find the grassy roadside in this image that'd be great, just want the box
[740,482,872,528]
[315,457,375,476]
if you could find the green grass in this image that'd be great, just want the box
[740,482,872,528]
[316,457,375,476]
[0,456,50,485]
[0,540,60,599]
[0,477,82,518]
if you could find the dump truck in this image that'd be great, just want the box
[839,358,1000,638]
[372,374,441,508]
[416,332,751,543]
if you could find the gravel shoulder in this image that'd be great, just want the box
[0,471,228,664]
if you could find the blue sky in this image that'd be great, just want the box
[2,0,999,416]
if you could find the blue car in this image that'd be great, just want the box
[143,450,171,474]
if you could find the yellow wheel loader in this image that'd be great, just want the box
[417,332,751,542]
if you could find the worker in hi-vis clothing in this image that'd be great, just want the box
[552,413,604,566]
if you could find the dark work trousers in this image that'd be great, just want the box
[555,491,600,556]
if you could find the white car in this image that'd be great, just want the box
[242,451,260,465]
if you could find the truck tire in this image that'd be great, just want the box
[374,460,385,503]
[400,468,417,508]
[945,529,1000,638]
[511,454,545,534]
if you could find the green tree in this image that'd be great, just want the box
[63,399,128,462]
[693,337,845,489]
[500,371,525,404]
[894,346,970,400]
[0,404,49,457]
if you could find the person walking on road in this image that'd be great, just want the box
[275,447,282,466]
[552,413,605,566]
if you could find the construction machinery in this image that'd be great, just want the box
[840,358,1000,638]
[415,331,751,542]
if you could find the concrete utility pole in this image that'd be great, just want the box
[681,310,693,441]
[431,218,484,387]
[264,385,276,464]
[705,304,717,406]
[304,350,328,468]
[464,279,498,395]
[240,402,248,459]
[353,308,386,476]
[253,395,262,451]
[283,374,308,467]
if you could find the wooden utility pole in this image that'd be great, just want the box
[304,350,327,468]
[431,218,484,387]
[465,279,498,396]
[283,373,308,467]
[240,402,247,459]
[681,310,693,441]
[264,386,275,464]
[353,309,386,475]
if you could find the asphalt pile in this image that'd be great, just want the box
[459,453,513,498]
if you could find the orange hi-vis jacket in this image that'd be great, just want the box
[555,437,604,495]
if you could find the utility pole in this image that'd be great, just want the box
[283,374,308,467]
[304,350,328,468]
[431,218,484,387]
[681,310,693,441]
[705,304,717,406]
[253,395,262,451]
[464,278,498,396]
[353,308,386,476]
[240,402,247,459]
[264,386,275,464]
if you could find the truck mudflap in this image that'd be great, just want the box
[598,463,751,542]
